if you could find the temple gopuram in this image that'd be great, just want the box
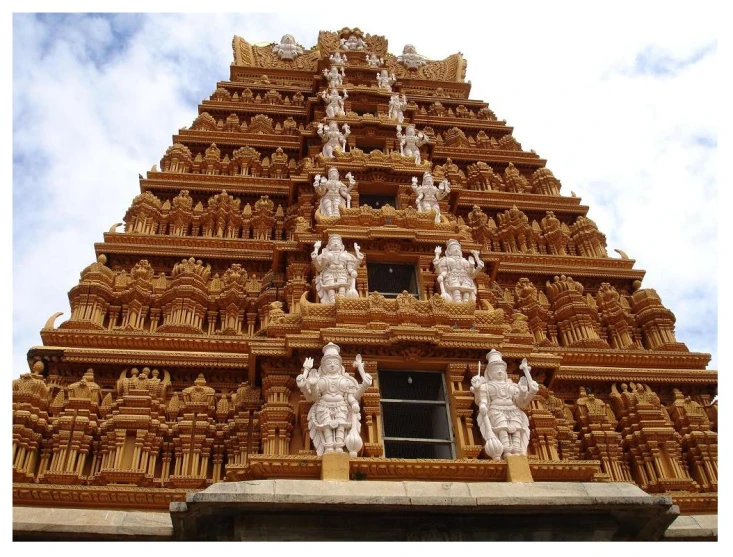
[13,28,717,541]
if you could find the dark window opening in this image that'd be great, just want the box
[367,262,418,298]
[379,370,455,459]
[359,194,397,209]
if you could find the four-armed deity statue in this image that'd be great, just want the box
[388,93,407,123]
[311,234,364,304]
[471,349,539,460]
[317,120,350,158]
[397,124,428,164]
[433,239,484,303]
[340,34,367,51]
[411,171,451,223]
[296,342,372,457]
[323,64,346,88]
[313,167,355,217]
[376,69,396,91]
[365,52,383,68]
[322,87,348,118]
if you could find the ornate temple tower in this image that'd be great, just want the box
[13,27,717,541]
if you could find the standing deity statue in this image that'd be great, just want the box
[397,44,428,69]
[411,171,451,223]
[317,120,350,158]
[323,65,345,88]
[397,124,428,165]
[314,167,355,217]
[433,239,484,303]
[311,234,364,303]
[329,51,348,66]
[340,34,368,51]
[272,34,304,60]
[470,349,539,460]
[388,94,407,123]
[322,87,348,118]
[365,53,383,68]
[376,69,396,91]
[297,342,373,457]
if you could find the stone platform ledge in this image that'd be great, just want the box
[663,514,718,541]
[13,506,173,541]
[170,480,679,541]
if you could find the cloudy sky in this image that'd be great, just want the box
[11,7,719,377]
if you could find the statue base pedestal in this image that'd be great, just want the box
[321,451,350,481]
[506,454,533,482]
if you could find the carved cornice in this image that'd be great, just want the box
[670,492,717,515]
[551,349,712,370]
[457,189,587,214]
[13,483,191,511]
[173,130,302,151]
[31,344,250,369]
[201,99,306,118]
[98,234,295,261]
[495,255,644,280]
[141,171,292,197]
[550,365,716,386]
[432,147,545,168]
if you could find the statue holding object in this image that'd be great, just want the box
[411,171,451,223]
[470,350,539,459]
[317,120,350,158]
[322,87,348,118]
[388,93,407,123]
[396,124,428,165]
[314,167,355,217]
[311,234,364,304]
[297,343,372,457]
[433,239,483,303]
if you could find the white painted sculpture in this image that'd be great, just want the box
[323,65,345,88]
[340,34,367,51]
[433,239,484,302]
[376,69,396,91]
[272,34,303,60]
[317,120,350,158]
[297,342,373,457]
[365,53,383,68]
[396,124,428,165]
[397,44,427,69]
[411,172,451,223]
[388,94,407,123]
[329,52,348,66]
[470,350,539,460]
[311,234,364,303]
[314,167,355,217]
[322,87,348,118]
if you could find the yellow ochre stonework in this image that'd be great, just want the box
[14,27,716,517]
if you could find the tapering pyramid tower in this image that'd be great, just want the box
[14,28,716,536]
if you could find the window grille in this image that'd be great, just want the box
[379,370,455,459]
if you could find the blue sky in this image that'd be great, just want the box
[11,9,719,377]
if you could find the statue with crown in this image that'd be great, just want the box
[296,342,373,457]
[470,349,539,460]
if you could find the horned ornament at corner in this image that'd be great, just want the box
[296,342,373,457]
[470,349,539,460]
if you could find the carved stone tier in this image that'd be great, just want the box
[141,171,295,199]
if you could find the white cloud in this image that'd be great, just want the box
[12,9,718,377]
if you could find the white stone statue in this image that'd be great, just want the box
[323,65,345,88]
[322,87,348,118]
[314,167,355,217]
[433,239,484,303]
[329,52,348,66]
[470,350,539,460]
[340,34,367,51]
[397,44,428,69]
[311,234,364,303]
[365,53,383,68]
[411,171,451,223]
[376,69,396,91]
[317,120,350,158]
[272,34,303,60]
[388,94,407,123]
[396,124,428,165]
[297,342,372,457]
